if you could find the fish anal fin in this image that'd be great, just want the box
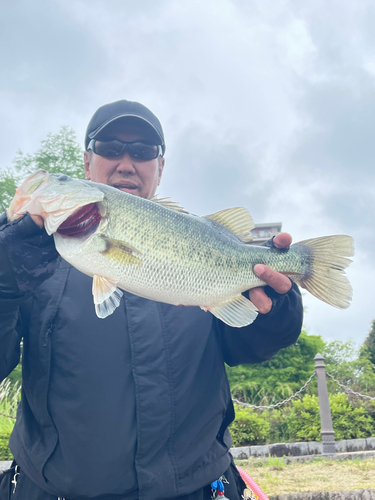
[204,208,255,243]
[92,275,123,318]
[202,294,258,327]
[150,195,189,214]
[100,236,142,266]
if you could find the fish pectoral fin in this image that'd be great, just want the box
[204,208,255,243]
[100,236,142,266]
[203,294,258,328]
[92,275,123,319]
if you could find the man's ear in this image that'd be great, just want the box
[158,157,165,185]
[83,151,92,180]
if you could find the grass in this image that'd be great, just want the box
[236,456,375,496]
[0,379,19,460]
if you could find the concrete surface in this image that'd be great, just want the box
[231,437,375,459]
[282,450,375,464]
[269,490,375,499]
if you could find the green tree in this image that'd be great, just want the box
[323,339,359,386]
[0,169,19,213]
[226,331,324,405]
[361,319,375,365]
[0,126,84,212]
[323,335,375,397]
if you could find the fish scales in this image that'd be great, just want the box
[7,170,354,327]
[67,184,260,305]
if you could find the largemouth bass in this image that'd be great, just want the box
[7,170,354,327]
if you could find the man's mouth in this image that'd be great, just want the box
[112,182,138,192]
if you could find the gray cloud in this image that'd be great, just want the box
[0,0,373,343]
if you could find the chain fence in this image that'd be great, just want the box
[232,371,317,409]
[233,369,375,410]
[326,371,375,401]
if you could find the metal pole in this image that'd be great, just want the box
[314,353,336,454]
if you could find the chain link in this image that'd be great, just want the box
[233,371,317,409]
[326,371,375,401]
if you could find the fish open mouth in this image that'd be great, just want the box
[57,203,102,237]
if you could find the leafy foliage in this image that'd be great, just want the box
[13,126,84,178]
[229,320,375,447]
[226,331,324,404]
[323,337,375,398]
[0,168,19,213]
[0,126,84,212]
[0,431,13,460]
[230,406,270,445]
[0,380,20,459]
[231,393,375,446]
[361,319,375,365]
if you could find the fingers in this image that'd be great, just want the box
[273,232,292,249]
[248,233,293,314]
[31,214,44,229]
[249,287,273,314]
[250,263,293,314]
[254,264,292,295]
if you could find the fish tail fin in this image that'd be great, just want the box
[292,235,354,309]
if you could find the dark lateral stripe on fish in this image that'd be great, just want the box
[57,203,102,237]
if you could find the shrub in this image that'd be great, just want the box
[230,393,375,446]
[329,393,375,440]
[0,379,19,460]
[285,395,321,441]
[0,430,13,460]
[231,405,270,446]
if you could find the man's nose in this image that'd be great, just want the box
[115,153,136,173]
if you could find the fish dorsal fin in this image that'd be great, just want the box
[202,294,258,327]
[204,207,255,243]
[92,275,123,318]
[150,195,189,214]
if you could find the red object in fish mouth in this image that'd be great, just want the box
[57,203,102,237]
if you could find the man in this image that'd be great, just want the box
[0,100,303,500]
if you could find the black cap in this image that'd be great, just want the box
[85,100,165,155]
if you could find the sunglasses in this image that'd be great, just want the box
[88,139,163,161]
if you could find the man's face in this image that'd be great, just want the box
[84,123,164,200]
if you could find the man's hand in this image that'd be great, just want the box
[31,214,44,228]
[249,233,293,314]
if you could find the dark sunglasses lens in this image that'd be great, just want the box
[130,143,159,160]
[94,140,124,157]
[92,140,159,160]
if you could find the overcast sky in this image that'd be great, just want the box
[1,0,374,347]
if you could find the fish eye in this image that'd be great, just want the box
[55,174,71,182]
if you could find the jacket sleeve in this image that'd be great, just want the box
[0,212,59,381]
[217,282,303,367]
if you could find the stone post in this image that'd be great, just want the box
[314,353,336,454]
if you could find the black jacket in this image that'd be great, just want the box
[0,213,303,500]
